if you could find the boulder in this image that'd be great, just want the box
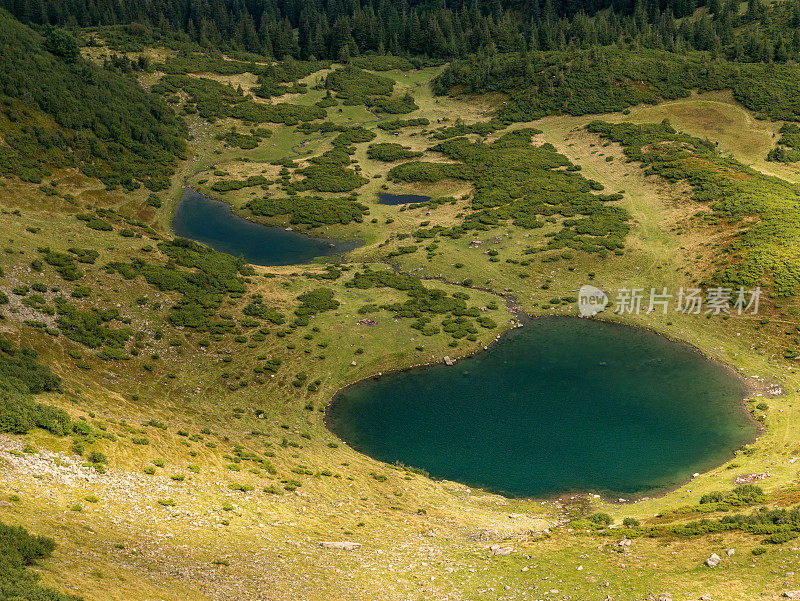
[726,548,735,557]
[489,544,513,556]
[705,553,721,568]
[320,541,361,550]
[782,593,800,599]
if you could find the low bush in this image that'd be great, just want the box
[0,522,81,600]
[367,143,423,162]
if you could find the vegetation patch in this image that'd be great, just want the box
[107,238,251,330]
[153,74,324,124]
[346,267,499,339]
[435,48,800,123]
[767,123,800,163]
[367,143,423,162]
[377,118,430,131]
[289,164,368,193]
[369,93,418,114]
[324,66,394,104]
[588,119,800,295]
[216,127,272,150]
[0,522,81,601]
[211,175,269,193]
[0,334,69,436]
[246,195,367,226]
[391,129,630,255]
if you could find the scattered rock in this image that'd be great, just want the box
[726,548,735,557]
[489,544,513,556]
[700,596,712,600]
[734,473,770,485]
[356,319,377,327]
[705,553,721,568]
[319,541,361,550]
[656,595,672,601]
[617,539,632,548]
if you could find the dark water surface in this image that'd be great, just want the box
[377,192,431,205]
[173,188,359,266]
[326,317,756,498]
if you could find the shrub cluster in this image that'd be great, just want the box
[107,238,251,331]
[390,129,630,255]
[0,522,82,601]
[367,143,423,162]
[346,267,497,339]
[0,335,69,436]
[246,195,367,227]
[588,119,800,295]
[435,48,800,123]
[767,123,800,163]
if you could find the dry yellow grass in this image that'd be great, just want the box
[2,63,800,601]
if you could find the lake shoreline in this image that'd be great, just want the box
[173,187,363,266]
[323,311,763,506]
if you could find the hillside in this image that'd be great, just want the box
[0,10,186,190]
[1,6,800,601]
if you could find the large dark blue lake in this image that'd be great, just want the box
[173,189,359,266]
[326,317,757,498]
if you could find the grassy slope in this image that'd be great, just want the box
[1,46,800,601]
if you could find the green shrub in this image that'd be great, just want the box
[324,66,394,103]
[0,12,184,191]
[588,119,800,296]
[0,335,69,437]
[367,143,423,162]
[246,195,367,227]
[87,451,107,464]
[377,118,430,131]
[0,522,81,601]
[587,513,613,526]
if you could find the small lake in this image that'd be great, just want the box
[326,317,757,498]
[377,192,431,205]
[172,189,359,266]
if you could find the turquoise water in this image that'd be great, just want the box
[172,189,359,266]
[377,192,431,205]
[326,317,756,498]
